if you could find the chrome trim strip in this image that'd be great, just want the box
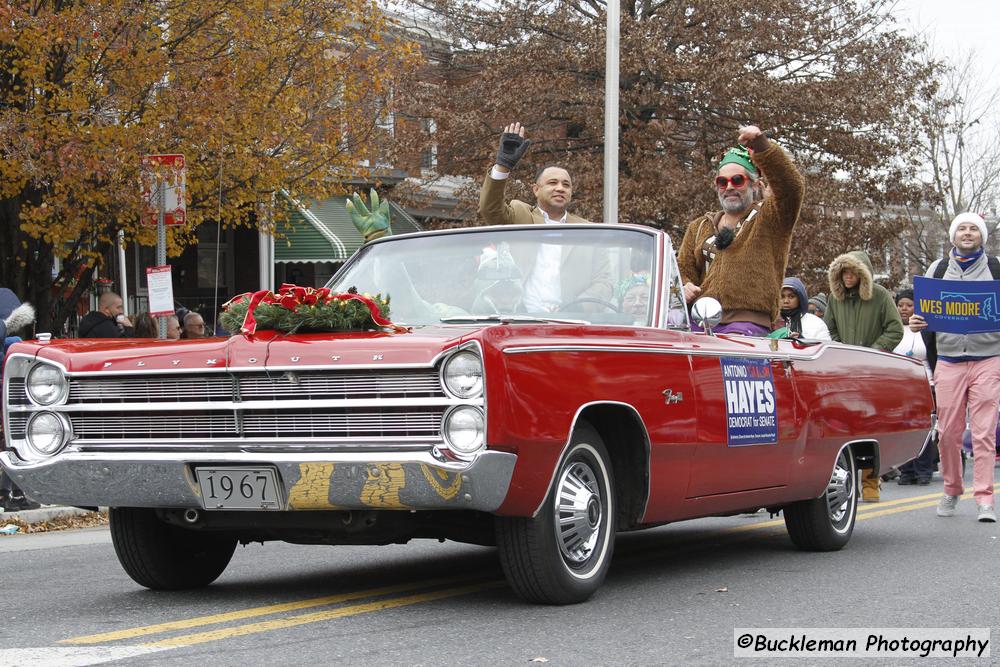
[2,449,466,467]
[65,362,443,377]
[68,436,441,447]
[501,341,923,365]
[69,374,443,394]
[502,342,825,362]
[359,222,660,246]
[69,442,435,453]
[8,397,476,413]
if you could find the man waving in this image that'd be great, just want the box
[478,122,611,312]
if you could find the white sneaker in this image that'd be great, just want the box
[977,505,996,523]
[936,494,959,517]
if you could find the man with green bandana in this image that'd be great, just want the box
[677,125,805,335]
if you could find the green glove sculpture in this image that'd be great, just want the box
[346,189,392,242]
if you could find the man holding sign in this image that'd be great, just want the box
[910,212,1000,523]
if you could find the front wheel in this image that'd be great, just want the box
[495,424,616,604]
[110,508,237,590]
[783,446,857,551]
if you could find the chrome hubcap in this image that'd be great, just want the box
[555,461,603,564]
[826,451,853,524]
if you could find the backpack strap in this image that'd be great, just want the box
[933,255,1000,278]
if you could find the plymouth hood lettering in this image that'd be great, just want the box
[27,326,478,373]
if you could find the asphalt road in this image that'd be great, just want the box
[1,476,997,667]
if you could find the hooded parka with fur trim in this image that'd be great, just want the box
[824,250,903,352]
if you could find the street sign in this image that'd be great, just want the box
[146,266,175,318]
[141,154,186,226]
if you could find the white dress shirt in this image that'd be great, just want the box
[523,210,565,311]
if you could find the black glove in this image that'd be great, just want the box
[496,132,532,170]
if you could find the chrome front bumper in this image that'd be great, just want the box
[0,449,517,512]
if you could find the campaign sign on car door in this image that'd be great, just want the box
[721,357,778,446]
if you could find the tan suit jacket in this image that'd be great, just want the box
[478,170,612,306]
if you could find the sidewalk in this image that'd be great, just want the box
[1,505,96,525]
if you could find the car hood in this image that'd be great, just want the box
[15,326,480,373]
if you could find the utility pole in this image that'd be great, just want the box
[602,0,620,224]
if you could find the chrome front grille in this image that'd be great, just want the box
[237,373,443,399]
[22,369,454,451]
[66,369,444,404]
[69,407,443,441]
[72,412,237,438]
[6,378,28,406]
[69,376,232,403]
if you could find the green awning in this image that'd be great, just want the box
[274,194,422,263]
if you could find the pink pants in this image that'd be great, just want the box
[933,356,1000,503]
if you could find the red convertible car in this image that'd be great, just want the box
[1,224,932,604]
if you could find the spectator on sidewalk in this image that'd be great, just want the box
[893,288,935,485]
[133,312,158,338]
[0,288,40,511]
[825,250,904,503]
[909,212,1000,523]
[181,311,208,338]
[776,277,830,340]
[808,293,827,319]
[677,125,805,335]
[78,292,133,338]
[166,314,182,340]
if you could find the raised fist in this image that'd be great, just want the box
[737,125,769,152]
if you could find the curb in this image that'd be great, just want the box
[0,505,98,525]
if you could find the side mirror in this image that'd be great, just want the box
[691,297,722,334]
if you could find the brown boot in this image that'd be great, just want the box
[860,468,880,502]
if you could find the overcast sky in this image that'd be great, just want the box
[893,0,999,73]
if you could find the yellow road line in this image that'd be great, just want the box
[64,483,999,648]
[61,573,490,645]
[857,490,943,510]
[143,581,505,649]
[721,484,997,533]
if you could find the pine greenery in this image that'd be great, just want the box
[219,294,391,334]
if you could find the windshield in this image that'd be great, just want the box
[326,226,662,327]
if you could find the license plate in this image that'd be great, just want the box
[195,467,283,510]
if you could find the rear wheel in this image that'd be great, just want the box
[784,446,857,551]
[496,424,616,604]
[110,508,237,590]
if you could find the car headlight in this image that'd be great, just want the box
[441,351,484,399]
[24,411,70,458]
[26,363,68,406]
[443,406,485,458]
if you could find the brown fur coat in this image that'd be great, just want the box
[677,142,805,325]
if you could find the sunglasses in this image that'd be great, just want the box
[715,174,752,189]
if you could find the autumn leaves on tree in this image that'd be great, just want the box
[1,0,987,329]
[0,0,419,330]
[394,0,938,293]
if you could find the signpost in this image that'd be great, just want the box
[141,154,185,338]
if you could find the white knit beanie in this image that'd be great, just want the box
[949,212,987,244]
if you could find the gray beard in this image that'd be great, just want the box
[719,195,750,214]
